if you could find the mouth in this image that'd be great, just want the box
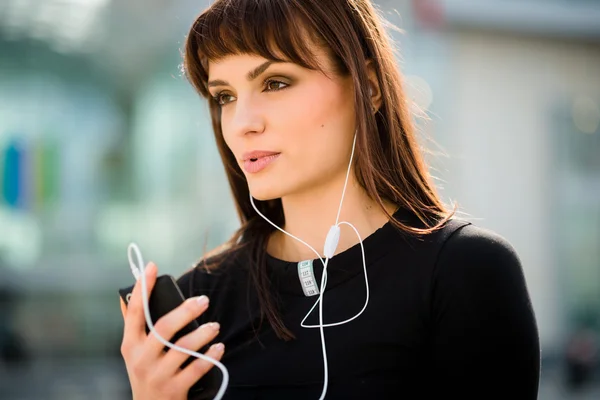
[242,152,281,174]
[242,150,281,162]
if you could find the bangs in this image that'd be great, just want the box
[185,0,330,93]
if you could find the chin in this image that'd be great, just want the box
[247,179,286,202]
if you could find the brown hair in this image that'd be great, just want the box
[182,0,456,340]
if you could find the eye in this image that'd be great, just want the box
[264,79,289,92]
[213,92,235,106]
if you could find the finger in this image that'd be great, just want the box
[120,297,127,319]
[175,342,225,390]
[143,295,210,355]
[160,322,221,375]
[123,262,158,342]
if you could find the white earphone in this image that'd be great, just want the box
[249,129,370,400]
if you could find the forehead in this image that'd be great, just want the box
[208,53,278,72]
[206,46,331,80]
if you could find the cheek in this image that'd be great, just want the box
[219,115,238,155]
[281,84,343,128]
[272,86,353,178]
[220,132,234,160]
[286,86,352,142]
[219,111,233,142]
[285,130,350,185]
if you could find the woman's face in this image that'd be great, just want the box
[207,47,356,201]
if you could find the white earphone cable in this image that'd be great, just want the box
[126,128,370,400]
[249,130,371,400]
[127,243,230,400]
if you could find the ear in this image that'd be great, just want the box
[365,59,382,113]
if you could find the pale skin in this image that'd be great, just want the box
[120,41,393,398]
[209,45,394,261]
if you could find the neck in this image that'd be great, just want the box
[266,176,397,262]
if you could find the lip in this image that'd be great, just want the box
[242,150,281,161]
[242,151,281,174]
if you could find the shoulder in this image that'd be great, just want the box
[395,213,524,285]
[427,222,540,396]
[430,221,538,337]
[430,221,532,309]
[434,222,523,280]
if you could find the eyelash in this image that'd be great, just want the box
[212,78,290,106]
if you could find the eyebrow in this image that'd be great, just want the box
[207,60,280,88]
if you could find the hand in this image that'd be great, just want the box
[119,262,225,400]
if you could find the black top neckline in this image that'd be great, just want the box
[265,207,415,296]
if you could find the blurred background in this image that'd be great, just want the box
[0,0,599,398]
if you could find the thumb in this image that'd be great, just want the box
[119,297,127,319]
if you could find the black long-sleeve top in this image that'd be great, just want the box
[177,208,540,399]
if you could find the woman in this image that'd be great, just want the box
[119,0,541,398]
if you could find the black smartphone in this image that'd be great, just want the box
[118,274,200,353]
[119,275,220,399]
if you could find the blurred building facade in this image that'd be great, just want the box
[0,0,599,398]
[406,0,600,356]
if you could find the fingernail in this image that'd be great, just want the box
[201,322,219,331]
[197,295,209,307]
[212,343,225,353]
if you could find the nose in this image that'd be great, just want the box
[226,94,266,138]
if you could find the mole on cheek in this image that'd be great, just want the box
[321,124,325,128]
